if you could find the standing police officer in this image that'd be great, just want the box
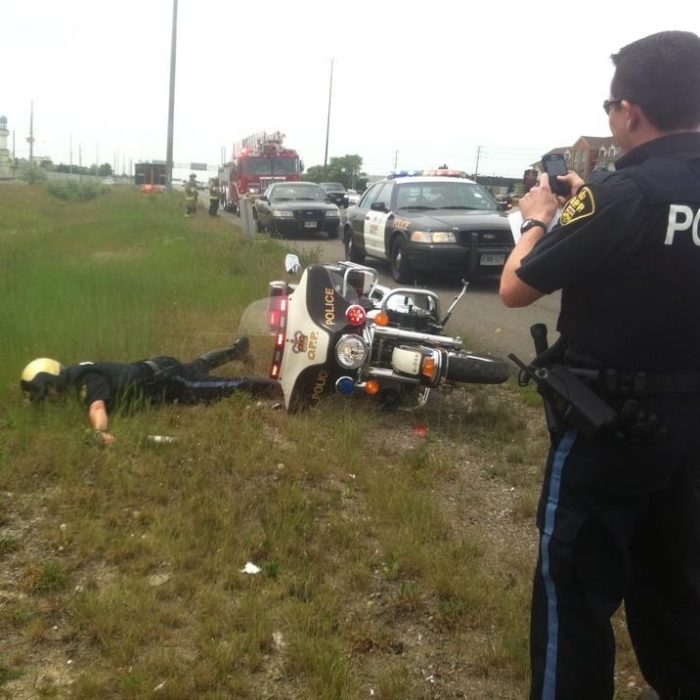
[500,31,700,699]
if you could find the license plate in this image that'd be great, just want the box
[304,221,318,229]
[480,254,505,266]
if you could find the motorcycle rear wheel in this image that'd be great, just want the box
[444,351,510,384]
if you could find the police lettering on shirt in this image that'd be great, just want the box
[665,205,700,246]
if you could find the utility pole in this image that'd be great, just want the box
[165,0,178,191]
[323,57,335,170]
[27,100,35,163]
[474,145,482,182]
[393,150,398,169]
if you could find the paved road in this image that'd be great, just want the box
[222,209,560,362]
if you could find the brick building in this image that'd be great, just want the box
[538,135,621,181]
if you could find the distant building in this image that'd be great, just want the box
[536,136,621,181]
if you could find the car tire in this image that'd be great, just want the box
[327,225,339,240]
[345,227,365,264]
[389,235,414,284]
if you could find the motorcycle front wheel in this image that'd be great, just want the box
[444,351,511,384]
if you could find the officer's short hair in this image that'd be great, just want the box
[611,31,700,131]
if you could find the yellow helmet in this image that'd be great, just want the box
[20,358,65,400]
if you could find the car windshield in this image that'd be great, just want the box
[395,181,499,211]
[240,157,299,176]
[270,184,326,201]
[320,182,346,192]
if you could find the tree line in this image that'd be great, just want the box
[303,155,367,191]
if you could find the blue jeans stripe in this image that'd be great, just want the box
[180,379,245,389]
[541,428,577,700]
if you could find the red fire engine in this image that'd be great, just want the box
[219,131,302,214]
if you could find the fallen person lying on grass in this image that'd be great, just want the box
[20,337,278,444]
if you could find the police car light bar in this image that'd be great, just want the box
[388,168,468,179]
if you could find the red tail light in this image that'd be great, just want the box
[268,284,288,379]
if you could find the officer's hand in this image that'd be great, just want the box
[100,431,116,445]
[519,173,559,223]
[93,430,116,445]
[555,171,585,204]
[86,429,116,446]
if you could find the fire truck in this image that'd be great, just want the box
[219,131,302,214]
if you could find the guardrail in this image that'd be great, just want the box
[238,197,255,240]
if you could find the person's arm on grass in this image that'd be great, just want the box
[88,400,115,445]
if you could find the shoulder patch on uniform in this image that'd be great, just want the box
[559,186,596,226]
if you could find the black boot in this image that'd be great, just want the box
[196,337,250,370]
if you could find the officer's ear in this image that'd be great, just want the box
[620,99,642,132]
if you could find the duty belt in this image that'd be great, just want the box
[143,360,163,375]
[141,358,180,381]
[570,367,700,396]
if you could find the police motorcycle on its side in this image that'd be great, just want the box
[240,254,510,411]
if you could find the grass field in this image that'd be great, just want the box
[0,183,647,698]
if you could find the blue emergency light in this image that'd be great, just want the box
[335,376,356,396]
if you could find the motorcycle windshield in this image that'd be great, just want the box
[238,264,361,411]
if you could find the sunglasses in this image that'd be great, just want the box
[603,99,623,115]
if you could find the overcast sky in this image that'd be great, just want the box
[2,1,696,179]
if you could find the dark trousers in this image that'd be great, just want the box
[530,397,700,699]
[209,199,219,216]
[145,348,276,404]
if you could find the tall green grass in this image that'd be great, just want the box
[0,184,281,396]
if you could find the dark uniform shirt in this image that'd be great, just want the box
[517,132,700,370]
[64,361,156,411]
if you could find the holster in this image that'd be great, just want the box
[510,324,618,440]
[532,364,618,439]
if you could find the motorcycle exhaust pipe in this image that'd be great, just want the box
[365,367,422,384]
[372,325,463,349]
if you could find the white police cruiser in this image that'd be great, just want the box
[343,169,514,283]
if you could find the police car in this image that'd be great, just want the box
[343,169,514,283]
